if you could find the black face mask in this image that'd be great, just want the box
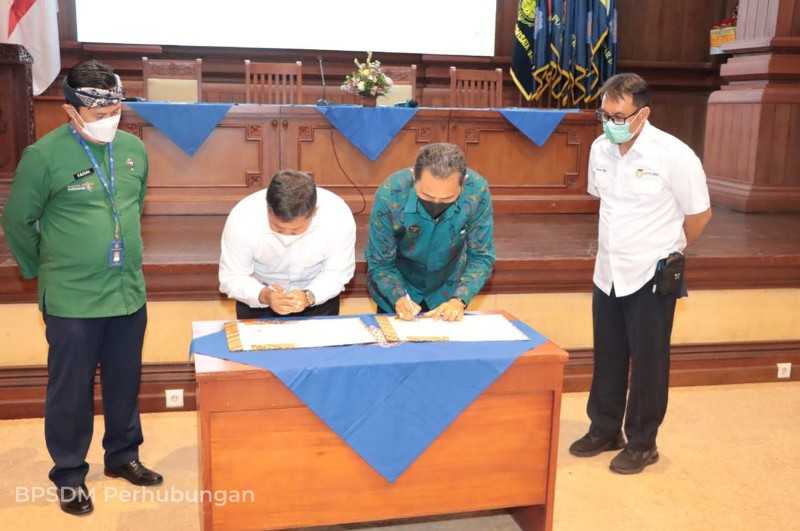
[419,198,455,219]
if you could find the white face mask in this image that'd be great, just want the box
[82,113,121,143]
[274,232,304,247]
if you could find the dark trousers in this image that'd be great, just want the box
[587,282,677,451]
[43,305,147,487]
[235,295,341,320]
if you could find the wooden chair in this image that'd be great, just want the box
[377,64,418,106]
[449,66,504,108]
[142,57,203,102]
[244,60,303,104]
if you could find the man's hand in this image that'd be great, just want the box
[395,295,422,321]
[285,290,311,314]
[258,285,299,315]
[424,298,465,321]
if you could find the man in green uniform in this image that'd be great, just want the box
[2,60,162,516]
[366,143,495,321]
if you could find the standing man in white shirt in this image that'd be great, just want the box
[569,73,712,474]
[219,170,356,318]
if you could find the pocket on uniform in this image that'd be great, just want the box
[632,176,664,195]
[593,169,611,191]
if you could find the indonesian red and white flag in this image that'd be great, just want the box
[0,0,60,95]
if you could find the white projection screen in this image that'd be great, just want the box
[75,0,498,56]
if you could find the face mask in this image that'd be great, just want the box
[83,113,121,143]
[419,198,455,219]
[70,110,120,144]
[274,232,304,247]
[603,109,643,145]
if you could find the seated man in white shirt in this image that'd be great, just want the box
[219,170,356,319]
[568,73,712,474]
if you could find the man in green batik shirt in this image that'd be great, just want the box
[366,143,495,321]
[2,60,162,516]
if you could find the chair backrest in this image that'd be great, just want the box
[244,60,303,104]
[449,66,503,108]
[377,64,418,106]
[142,57,203,103]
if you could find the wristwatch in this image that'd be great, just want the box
[303,289,316,307]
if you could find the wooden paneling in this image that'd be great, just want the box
[206,394,551,529]
[195,341,567,531]
[618,0,733,63]
[115,105,599,216]
[449,110,597,213]
[0,362,196,420]
[132,122,268,215]
[0,45,36,207]
[705,0,800,211]
[3,340,798,420]
[279,107,449,214]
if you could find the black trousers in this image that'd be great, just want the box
[235,295,341,319]
[587,282,677,451]
[43,305,147,487]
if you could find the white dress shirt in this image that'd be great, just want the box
[219,187,356,308]
[588,121,710,297]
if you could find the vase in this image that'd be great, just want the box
[361,95,377,107]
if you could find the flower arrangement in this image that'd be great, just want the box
[340,52,393,99]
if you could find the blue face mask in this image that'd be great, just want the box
[603,108,644,144]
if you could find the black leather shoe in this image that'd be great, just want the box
[59,484,93,516]
[569,431,626,457]
[610,446,659,474]
[105,459,164,486]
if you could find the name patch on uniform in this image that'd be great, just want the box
[67,182,96,192]
[73,168,94,180]
[635,168,660,178]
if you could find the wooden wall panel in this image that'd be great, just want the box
[448,112,598,214]
[117,106,599,216]
[121,106,278,215]
[279,109,450,212]
[705,0,800,211]
[618,0,733,63]
[0,45,35,208]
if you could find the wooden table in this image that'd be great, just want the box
[194,324,568,531]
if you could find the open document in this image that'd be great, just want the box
[224,317,377,351]
[376,314,529,343]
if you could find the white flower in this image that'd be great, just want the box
[357,81,365,91]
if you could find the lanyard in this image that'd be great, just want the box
[69,127,121,239]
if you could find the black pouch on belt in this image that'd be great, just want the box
[654,252,685,296]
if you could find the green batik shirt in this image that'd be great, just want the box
[2,124,148,318]
[366,168,495,312]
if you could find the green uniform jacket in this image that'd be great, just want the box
[366,168,496,312]
[2,124,149,318]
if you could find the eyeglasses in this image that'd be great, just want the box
[596,107,646,126]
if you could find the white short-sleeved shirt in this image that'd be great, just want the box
[588,121,710,297]
[218,187,356,308]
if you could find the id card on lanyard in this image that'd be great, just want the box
[70,128,125,267]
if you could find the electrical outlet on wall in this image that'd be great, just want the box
[776,363,792,379]
[165,389,184,408]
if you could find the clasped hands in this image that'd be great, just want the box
[258,285,309,315]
